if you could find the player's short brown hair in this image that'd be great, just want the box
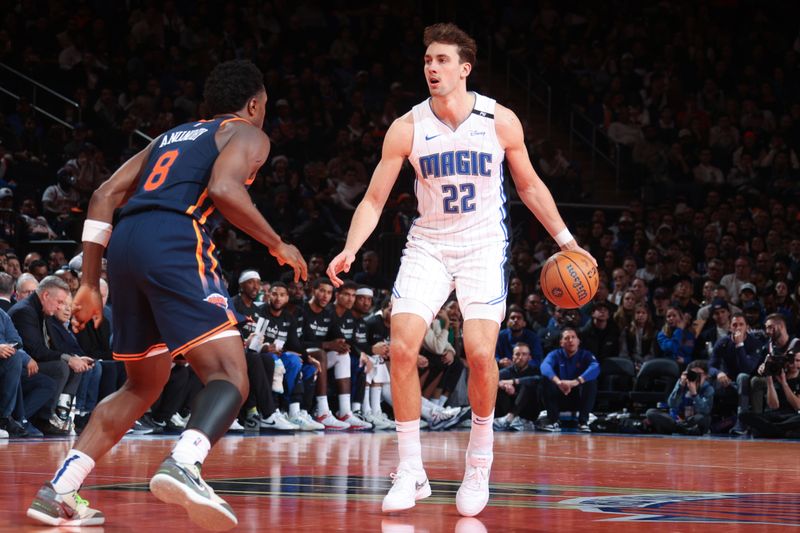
[423,23,477,66]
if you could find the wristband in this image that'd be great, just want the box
[82,219,113,247]
[554,228,573,246]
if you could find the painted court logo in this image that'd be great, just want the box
[560,493,800,526]
[204,293,229,309]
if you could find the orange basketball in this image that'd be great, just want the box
[539,250,599,308]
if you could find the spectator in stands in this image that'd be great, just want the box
[353,250,391,291]
[739,349,800,438]
[694,299,732,360]
[749,314,796,415]
[579,301,620,363]
[494,342,541,431]
[0,271,14,311]
[620,302,657,370]
[26,259,49,281]
[636,247,659,283]
[5,255,22,280]
[656,306,695,367]
[495,306,543,370]
[612,289,637,331]
[646,359,714,435]
[721,256,753,304]
[18,198,58,241]
[523,292,550,332]
[14,273,37,302]
[710,312,766,435]
[8,276,92,433]
[41,168,80,237]
[539,328,599,433]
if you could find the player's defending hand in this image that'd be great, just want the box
[72,284,103,333]
[270,242,308,282]
[326,249,356,288]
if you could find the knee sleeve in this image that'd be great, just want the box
[334,353,350,380]
[186,380,243,445]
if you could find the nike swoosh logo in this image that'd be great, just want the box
[60,502,75,518]
[415,480,428,490]
[425,134,442,141]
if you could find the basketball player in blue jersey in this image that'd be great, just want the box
[27,60,307,530]
[327,24,595,517]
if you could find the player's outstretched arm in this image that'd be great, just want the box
[496,104,595,264]
[73,142,156,331]
[209,124,307,282]
[327,113,413,286]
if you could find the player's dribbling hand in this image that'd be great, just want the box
[71,285,103,333]
[559,241,597,267]
[271,242,308,283]
[326,249,356,288]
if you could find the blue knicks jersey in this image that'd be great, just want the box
[120,115,254,232]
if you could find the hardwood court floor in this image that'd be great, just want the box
[1,430,798,532]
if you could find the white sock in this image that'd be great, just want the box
[370,386,383,415]
[469,412,494,455]
[338,394,351,416]
[289,402,300,418]
[438,395,448,406]
[171,429,211,465]
[382,384,392,406]
[362,387,372,415]
[396,419,423,471]
[51,449,95,494]
[316,396,330,415]
[352,401,362,413]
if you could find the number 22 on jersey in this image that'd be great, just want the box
[442,183,476,214]
[143,149,180,191]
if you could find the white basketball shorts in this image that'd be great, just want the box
[391,235,509,325]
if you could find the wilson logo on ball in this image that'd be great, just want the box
[565,263,588,301]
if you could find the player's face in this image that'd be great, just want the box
[313,283,333,308]
[250,88,268,129]
[269,287,289,311]
[241,278,261,300]
[424,42,470,97]
[336,288,356,310]
[354,295,373,314]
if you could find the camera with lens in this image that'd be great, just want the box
[763,353,790,376]
[686,369,702,383]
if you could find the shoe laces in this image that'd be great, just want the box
[72,492,90,510]
[463,463,488,490]
[389,470,414,488]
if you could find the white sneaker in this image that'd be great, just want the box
[540,422,560,432]
[315,411,350,430]
[366,412,394,430]
[339,412,372,430]
[289,410,325,431]
[0,428,8,439]
[456,452,492,517]
[229,419,244,432]
[260,410,300,431]
[382,466,431,512]
[170,413,187,429]
[377,412,396,429]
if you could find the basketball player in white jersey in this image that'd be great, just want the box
[327,23,594,516]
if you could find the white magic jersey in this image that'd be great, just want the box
[408,92,509,246]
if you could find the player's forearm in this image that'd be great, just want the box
[342,200,382,253]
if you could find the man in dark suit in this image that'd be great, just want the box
[0,272,14,312]
[8,276,93,432]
